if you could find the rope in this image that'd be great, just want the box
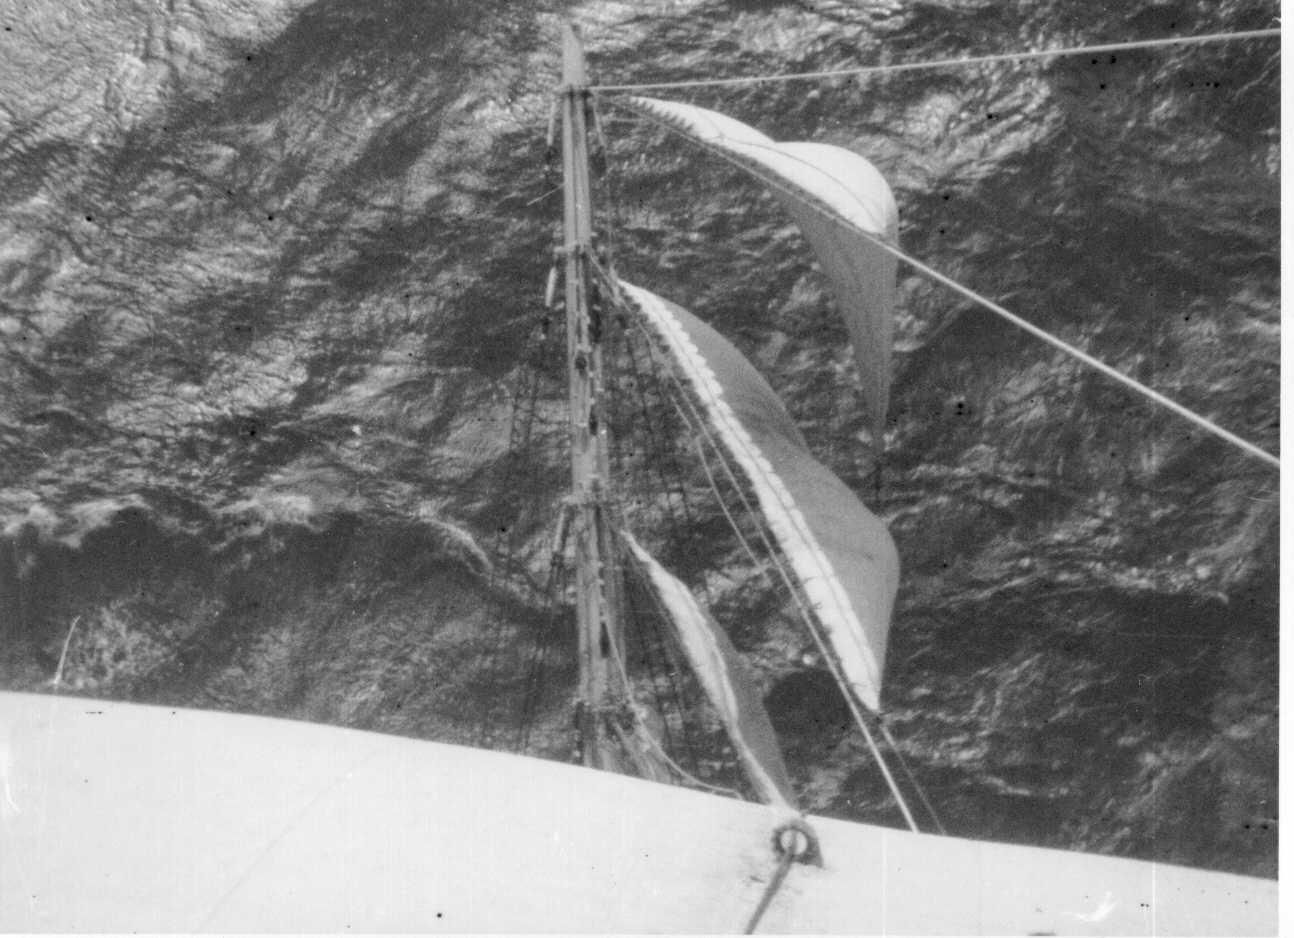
[624,322,776,774]
[851,703,920,831]
[601,572,744,798]
[590,28,1281,93]
[623,319,714,577]
[743,845,797,934]
[601,269,922,832]
[514,554,568,753]
[603,361,696,774]
[607,287,712,769]
[623,584,687,765]
[878,718,947,835]
[605,321,755,783]
[878,244,1281,470]
[524,183,562,207]
[690,434,777,585]
[619,316,712,599]
[477,305,557,749]
[616,100,1281,472]
[605,277,927,834]
[48,615,82,689]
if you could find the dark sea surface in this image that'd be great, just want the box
[0,0,1278,876]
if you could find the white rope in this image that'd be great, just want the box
[615,100,1280,472]
[48,615,82,689]
[590,28,1280,93]
[874,243,1282,470]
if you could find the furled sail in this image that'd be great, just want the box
[625,96,898,442]
[619,281,898,712]
[620,530,796,811]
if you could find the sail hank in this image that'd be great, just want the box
[619,281,898,712]
[621,531,796,812]
[624,96,898,442]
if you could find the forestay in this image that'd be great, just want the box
[625,96,899,442]
[619,281,898,712]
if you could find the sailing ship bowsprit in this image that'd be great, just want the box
[0,22,1277,935]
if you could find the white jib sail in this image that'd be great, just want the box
[625,96,899,442]
[619,281,898,712]
[621,530,796,812]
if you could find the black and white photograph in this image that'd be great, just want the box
[0,0,1279,932]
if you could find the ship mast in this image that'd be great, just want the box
[559,24,624,770]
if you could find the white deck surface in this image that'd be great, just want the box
[0,692,1276,933]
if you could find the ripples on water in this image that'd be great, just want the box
[0,0,1278,875]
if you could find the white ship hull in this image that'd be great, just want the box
[0,692,1275,934]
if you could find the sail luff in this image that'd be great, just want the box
[619,281,897,712]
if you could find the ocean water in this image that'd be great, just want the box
[0,0,1278,876]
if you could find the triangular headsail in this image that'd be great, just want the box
[621,530,796,812]
[619,281,899,712]
[625,96,898,442]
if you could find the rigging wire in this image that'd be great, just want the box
[624,587,687,765]
[877,718,947,835]
[589,28,1281,93]
[616,313,713,601]
[599,104,694,550]
[612,339,710,772]
[671,417,932,838]
[600,271,712,771]
[596,275,723,778]
[524,183,563,207]
[862,236,1279,468]
[603,271,928,834]
[540,21,1277,852]
[514,551,569,753]
[476,307,558,749]
[600,576,745,798]
[601,134,717,763]
[630,335,711,572]
[613,100,1281,472]
[596,264,924,833]
[604,116,765,768]
[689,434,778,588]
[581,91,925,834]
[884,244,1280,470]
[603,355,694,773]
